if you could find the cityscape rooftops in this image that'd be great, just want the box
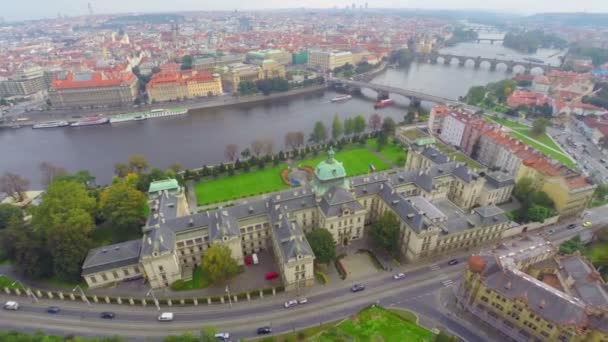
[52,71,135,89]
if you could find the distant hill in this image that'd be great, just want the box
[524,13,608,27]
[103,14,184,26]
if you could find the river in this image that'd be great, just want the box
[0,41,563,188]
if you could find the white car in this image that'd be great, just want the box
[214,332,230,341]
[393,273,406,280]
[298,298,308,304]
[284,299,298,308]
[157,312,174,321]
[3,301,19,310]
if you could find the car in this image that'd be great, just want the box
[284,300,298,308]
[3,301,19,310]
[547,229,555,235]
[298,298,308,304]
[583,221,592,228]
[158,312,174,321]
[567,223,577,230]
[448,259,459,266]
[351,284,366,292]
[214,332,230,341]
[257,326,272,335]
[47,306,61,314]
[393,272,406,280]
[265,272,279,280]
[100,312,115,319]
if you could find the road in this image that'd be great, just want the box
[1,206,606,341]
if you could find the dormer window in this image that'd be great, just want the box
[223,236,229,242]
[297,254,303,260]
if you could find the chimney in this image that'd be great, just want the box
[189,218,194,227]
[539,300,546,309]
[505,281,511,289]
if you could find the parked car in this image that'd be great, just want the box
[100,312,115,319]
[214,332,230,341]
[3,301,19,310]
[448,259,459,266]
[547,229,555,235]
[158,312,174,321]
[284,300,298,308]
[567,224,577,230]
[244,255,253,265]
[47,306,61,314]
[257,326,272,335]
[265,272,279,280]
[298,298,308,304]
[583,221,592,228]
[252,253,259,265]
[393,273,406,280]
[351,284,366,292]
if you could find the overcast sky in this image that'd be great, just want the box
[4,0,608,21]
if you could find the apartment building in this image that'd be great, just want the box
[48,71,138,109]
[461,236,608,342]
[477,130,538,175]
[146,70,223,102]
[439,111,469,147]
[246,49,292,66]
[0,66,46,97]
[307,50,353,71]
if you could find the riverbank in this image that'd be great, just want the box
[0,84,328,128]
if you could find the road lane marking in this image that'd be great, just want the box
[430,264,441,271]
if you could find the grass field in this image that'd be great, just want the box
[171,266,213,291]
[312,306,435,342]
[195,148,390,206]
[366,138,407,166]
[0,275,19,289]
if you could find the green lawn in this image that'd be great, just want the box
[46,276,87,290]
[171,266,213,291]
[434,143,483,169]
[0,275,19,289]
[366,138,407,166]
[313,306,435,342]
[195,148,390,206]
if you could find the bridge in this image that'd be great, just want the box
[414,52,555,74]
[475,38,503,44]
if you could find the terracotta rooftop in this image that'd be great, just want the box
[52,71,135,89]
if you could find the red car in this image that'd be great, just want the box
[245,255,253,265]
[265,272,279,280]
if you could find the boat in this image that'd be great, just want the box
[374,99,395,109]
[32,120,69,129]
[70,116,109,127]
[523,57,544,64]
[146,107,188,118]
[110,112,148,124]
[331,94,352,102]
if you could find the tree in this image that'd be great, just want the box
[58,170,96,187]
[0,172,29,202]
[136,168,167,193]
[128,155,149,174]
[202,245,239,283]
[306,229,336,264]
[0,204,23,230]
[310,121,327,143]
[526,205,553,222]
[39,162,67,187]
[344,118,354,136]
[1,217,53,279]
[224,144,239,162]
[465,86,486,105]
[331,114,343,140]
[114,162,130,178]
[559,236,585,255]
[285,131,305,150]
[513,177,534,201]
[531,118,551,136]
[381,117,396,136]
[99,179,147,233]
[240,148,251,159]
[47,211,95,281]
[370,211,400,255]
[369,114,382,132]
[251,140,265,157]
[200,326,218,342]
[353,115,366,134]
[168,163,183,173]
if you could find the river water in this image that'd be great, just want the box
[0,42,564,187]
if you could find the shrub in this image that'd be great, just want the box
[315,271,328,284]
[335,259,347,280]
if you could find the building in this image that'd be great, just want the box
[259,59,286,79]
[531,75,551,94]
[0,66,46,97]
[193,55,244,71]
[292,51,309,65]
[439,111,469,147]
[460,236,608,342]
[146,70,223,102]
[428,105,451,135]
[215,63,264,92]
[48,71,138,109]
[477,130,538,176]
[246,49,292,66]
[506,90,551,108]
[82,147,518,291]
[307,50,354,71]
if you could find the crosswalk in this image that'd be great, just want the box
[429,264,441,271]
[442,279,454,287]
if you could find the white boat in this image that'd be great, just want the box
[70,117,109,127]
[146,108,188,118]
[331,94,352,102]
[32,120,69,129]
[110,112,148,124]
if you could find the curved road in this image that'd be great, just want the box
[1,206,606,341]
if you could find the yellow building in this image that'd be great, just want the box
[146,70,222,102]
[246,49,292,66]
[461,236,608,342]
[307,50,354,71]
[260,59,286,79]
[216,63,264,92]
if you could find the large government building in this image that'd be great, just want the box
[82,146,520,291]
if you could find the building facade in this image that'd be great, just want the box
[146,70,223,102]
[215,63,264,92]
[439,111,468,147]
[0,66,46,97]
[246,49,292,66]
[307,50,354,71]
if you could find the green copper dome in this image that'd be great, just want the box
[315,148,347,181]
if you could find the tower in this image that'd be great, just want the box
[88,2,93,16]
[171,24,179,42]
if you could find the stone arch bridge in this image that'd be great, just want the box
[415,53,555,74]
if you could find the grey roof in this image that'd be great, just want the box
[559,256,608,309]
[82,239,142,275]
[318,187,363,217]
[268,203,314,262]
[470,205,508,227]
[141,225,176,258]
[378,184,427,233]
[421,146,450,164]
[485,171,515,189]
[146,191,179,228]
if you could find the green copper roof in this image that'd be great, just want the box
[315,148,347,181]
[415,137,436,146]
[148,179,179,194]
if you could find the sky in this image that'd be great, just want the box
[3,0,608,22]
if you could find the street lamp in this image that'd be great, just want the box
[146,289,160,311]
[72,285,90,306]
[225,286,232,308]
[11,280,38,303]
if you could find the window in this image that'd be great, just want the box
[112,271,119,279]
[134,266,140,273]
[101,273,108,281]
[90,276,97,283]
[158,265,164,272]
[123,269,130,276]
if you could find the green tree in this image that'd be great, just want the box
[381,117,396,136]
[1,217,53,279]
[531,118,551,136]
[353,115,367,134]
[306,229,336,264]
[47,214,95,281]
[513,177,534,201]
[114,162,130,178]
[168,163,183,173]
[128,155,149,174]
[465,86,485,105]
[58,170,96,187]
[136,168,167,193]
[559,236,585,255]
[202,245,240,283]
[331,114,343,140]
[344,118,354,136]
[526,205,553,223]
[0,204,23,230]
[370,211,400,255]
[200,326,218,342]
[310,121,327,143]
[100,178,147,233]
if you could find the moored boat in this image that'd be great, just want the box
[70,116,109,127]
[331,94,352,102]
[32,120,69,129]
[110,112,148,124]
[374,99,395,109]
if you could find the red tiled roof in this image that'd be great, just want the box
[52,71,135,89]
[147,70,215,88]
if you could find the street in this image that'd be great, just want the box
[0,205,606,341]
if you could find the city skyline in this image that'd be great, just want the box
[3,0,608,21]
